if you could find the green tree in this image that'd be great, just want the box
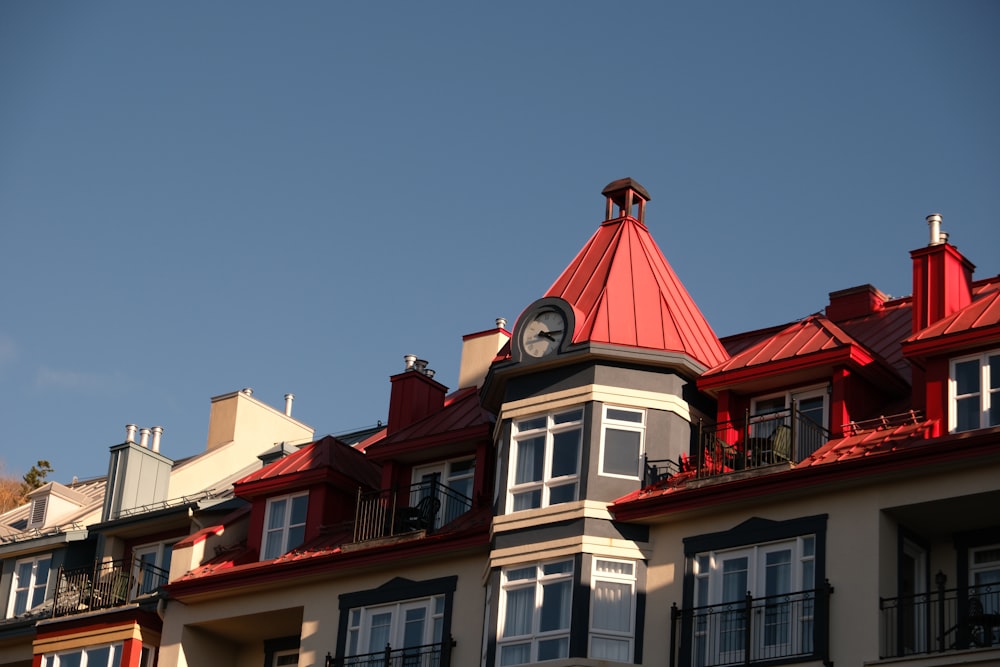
[21,460,54,493]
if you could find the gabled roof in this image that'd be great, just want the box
[235,435,380,496]
[364,387,493,463]
[700,314,904,392]
[904,283,1000,357]
[543,211,728,370]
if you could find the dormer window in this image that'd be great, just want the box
[261,492,308,560]
[507,409,582,512]
[750,386,829,461]
[950,350,1000,432]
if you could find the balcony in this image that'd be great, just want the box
[327,638,453,667]
[669,583,833,667]
[646,409,830,485]
[880,583,1000,658]
[353,480,472,544]
[52,557,168,617]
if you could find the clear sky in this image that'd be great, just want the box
[1,1,998,483]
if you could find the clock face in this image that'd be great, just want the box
[521,310,566,358]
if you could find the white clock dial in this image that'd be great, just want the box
[521,310,566,358]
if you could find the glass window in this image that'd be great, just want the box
[131,541,174,598]
[412,458,476,529]
[508,409,582,512]
[600,406,645,478]
[693,537,817,663]
[750,387,829,460]
[6,554,51,617]
[345,595,445,662]
[42,644,123,667]
[262,492,309,560]
[499,559,573,665]
[590,558,636,661]
[950,351,1000,432]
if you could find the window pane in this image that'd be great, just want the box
[59,653,82,667]
[540,579,571,632]
[542,561,572,576]
[607,408,642,423]
[518,416,546,432]
[553,409,582,424]
[537,637,569,660]
[499,643,530,666]
[956,359,981,395]
[592,636,630,661]
[596,559,633,576]
[87,647,111,667]
[507,567,536,581]
[512,489,541,511]
[515,437,544,484]
[957,396,980,431]
[550,430,579,478]
[286,525,305,552]
[368,611,392,653]
[765,550,792,596]
[548,483,576,505]
[503,588,534,637]
[990,356,1000,390]
[593,581,631,631]
[290,495,308,525]
[267,499,287,530]
[604,428,640,476]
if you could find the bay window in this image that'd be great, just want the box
[508,409,582,512]
[950,350,1000,432]
[262,491,308,560]
[499,560,574,665]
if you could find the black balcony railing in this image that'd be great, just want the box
[694,408,829,479]
[880,583,1000,658]
[670,583,833,667]
[52,557,168,617]
[353,481,472,543]
[331,638,452,667]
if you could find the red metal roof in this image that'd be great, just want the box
[907,285,1000,342]
[544,214,728,369]
[700,314,903,391]
[237,435,380,489]
[797,419,937,467]
[375,387,493,447]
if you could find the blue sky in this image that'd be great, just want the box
[1,1,998,482]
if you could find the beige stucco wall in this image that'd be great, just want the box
[158,550,486,667]
[642,456,1000,667]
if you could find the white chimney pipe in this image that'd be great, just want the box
[284,393,294,416]
[404,354,417,371]
[151,426,163,453]
[927,213,943,245]
[139,428,151,448]
[496,317,507,330]
[414,359,428,373]
[125,424,138,443]
[425,369,436,379]
[242,387,254,396]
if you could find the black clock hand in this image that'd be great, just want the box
[538,331,556,341]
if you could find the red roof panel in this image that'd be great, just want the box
[545,216,728,369]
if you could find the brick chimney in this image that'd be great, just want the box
[387,355,447,435]
[910,214,974,334]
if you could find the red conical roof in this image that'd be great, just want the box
[544,180,728,370]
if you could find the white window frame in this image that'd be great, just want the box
[6,554,51,618]
[693,536,816,663]
[599,406,645,479]
[949,350,1000,433]
[131,540,175,599]
[589,558,636,661]
[42,643,123,667]
[345,595,445,659]
[507,409,583,513]
[271,648,299,666]
[261,491,308,561]
[498,559,574,665]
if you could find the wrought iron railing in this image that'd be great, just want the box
[669,583,833,667]
[52,557,169,617]
[353,481,472,543]
[880,583,1000,657]
[330,639,452,667]
[694,407,829,478]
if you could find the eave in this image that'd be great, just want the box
[610,426,1000,522]
[234,466,368,501]
[364,424,491,464]
[165,527,489,604]
[902,324,1000,360]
